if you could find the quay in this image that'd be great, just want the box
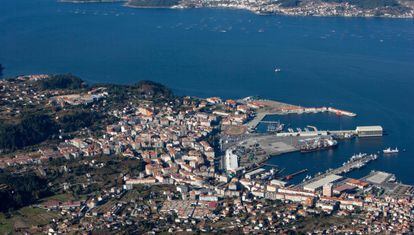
[221,125,382,170]
[297,153,379,190]
[275,126,383,138]
[283,169,308,180]
[244,98,357,131]
[246,112,278,130]
[262,163,279,168]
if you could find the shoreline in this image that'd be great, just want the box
[58,0,414,19]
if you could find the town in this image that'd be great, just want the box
[0,74,413,233]
[121,0,414,18]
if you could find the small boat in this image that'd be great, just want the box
[383,147,399,154]
[274,68,281,73]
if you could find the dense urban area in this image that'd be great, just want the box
[0,74,413,233]
[62,0,414,18]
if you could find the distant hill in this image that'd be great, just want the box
[34,74,86,90]
[102,80,173,102]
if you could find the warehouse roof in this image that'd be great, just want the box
[365,171,392,184]
[356,126,383,131]
[303,174,342,192]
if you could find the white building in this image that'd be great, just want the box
[356,126,383,137]
[303,174,342,192]
[224,148,239,172]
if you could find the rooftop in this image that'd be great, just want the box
[355,126,383,131]
[303,174,342,192]
[365,171,392,185]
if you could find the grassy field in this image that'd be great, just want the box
[41,193,74,202]
[0,207,60,234]
[294,215,353,232]
[0,213,13,235]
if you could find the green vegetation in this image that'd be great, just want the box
[0,207,60,234]
[127,0,180,7]
[0,213,13,234]
[0,114,58,151]
[0,172,52,212]
[134,80,173,98]
[294,214,353,232]
[102,80,173,103]
[57,110,104,132]
[40,193,84,202]
[35,74,85,90]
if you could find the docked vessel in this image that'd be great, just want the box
[340,153,378,173]
[266,121,284,133]
[383,147,399,154]
[299,137,338,153]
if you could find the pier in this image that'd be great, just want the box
[262,163,280,168]
[244,98,358,131]
[274,126,382,138]
[297,153,378,189]
[283,169,308,180]
[246,112,279,130]
[275,130,356,137]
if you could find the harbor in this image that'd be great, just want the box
[217,95,393,189]
[222,97,383,174]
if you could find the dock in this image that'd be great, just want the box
[297,153,378,189]
[275,126,383,138]
[262,163,280,168]
[275,130,356,137]
[284,169,308,180]
[243,98,357,131]
[246,112,279,130]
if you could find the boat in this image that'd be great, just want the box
[383,147,399,154]
[300,137,338,153]
[274,68,281,73]
[266,121,284,133]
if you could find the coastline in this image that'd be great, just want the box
[124,3,179,9]
[59,0,414,18]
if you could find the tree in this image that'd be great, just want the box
[35,74,85,90]
[0,172,52,212]
[0,114,58,151]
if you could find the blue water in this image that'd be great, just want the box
[1,0,414,183]
[258,114,386,184]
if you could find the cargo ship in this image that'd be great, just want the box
[299,137,338,153]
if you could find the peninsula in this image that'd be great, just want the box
[0,73,412,234]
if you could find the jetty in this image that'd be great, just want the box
[243,98,357,131]
[275,126,382,138]
[297,153,378,189]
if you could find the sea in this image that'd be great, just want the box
[1,0,413,184]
